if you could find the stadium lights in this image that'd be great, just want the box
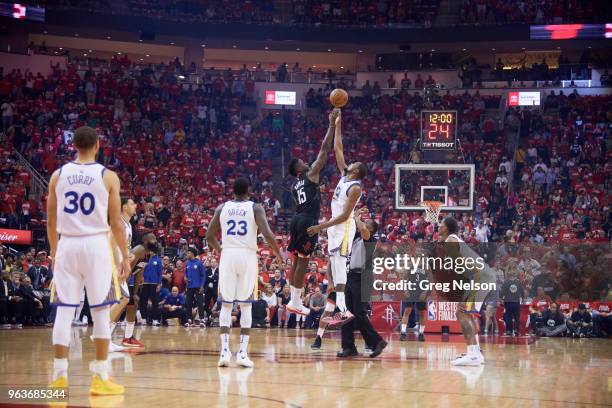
[146,54,150,57]
[178,75,185,79]
[201,44,206,47]
[340,66,344,69]
[59,47,63,50]
[264,46,269,50]
[327,48,332,52]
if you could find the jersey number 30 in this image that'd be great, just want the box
[63,191,95,215]
[226,220,247,236]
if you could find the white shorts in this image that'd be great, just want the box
[328,219,356,257]
[219,248,258,303]
[51,233,120,309]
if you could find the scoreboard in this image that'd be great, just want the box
[420,110,457,150]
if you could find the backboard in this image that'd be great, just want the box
[395,164,475,211]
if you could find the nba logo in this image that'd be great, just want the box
[427,301,437,321]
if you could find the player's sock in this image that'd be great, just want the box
[419,324,425,334]
[467,345,479,356]
[289,285,302,306]
[317,327,325,337]
[92,359,109,381]
[401,323,407,334]
[335,292,347,313]
[53,358,68,380]
[220,333,230,353]
[124,322,135,339]
[239,334,250,355]
[110,322,116,336]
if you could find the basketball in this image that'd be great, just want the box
[329,88,349,108]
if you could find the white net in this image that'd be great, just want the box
[421,201,443,225]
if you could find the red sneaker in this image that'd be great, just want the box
[121,337,145,349]
[322,311,355,328]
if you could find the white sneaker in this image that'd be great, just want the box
[152,320,161,326]
[286,303,311,316]
[217,350,232,367]
[109,341,125,352]
[236,352,254,368]
[451,353,482,366]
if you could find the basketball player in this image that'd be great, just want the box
[206,178,283,368]
[105,197,137,352]
[307,112,367,327]
[47,126,130,394]
[438,216,494,366]
[286,108,340,316]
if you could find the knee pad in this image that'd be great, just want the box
[332,255,348,285]
[238,302,252,329]
[219,302,233,328]
[91,306,111,339]
[52,306,74,347]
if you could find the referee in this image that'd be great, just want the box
[338,209,388,358]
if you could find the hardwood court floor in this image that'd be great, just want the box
[0,326,610,408]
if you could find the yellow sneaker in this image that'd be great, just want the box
[89,375,125,396]
[49,375,68,389]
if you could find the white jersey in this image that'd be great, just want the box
[220,200,258,251]
[122,217,133,250]
[331,175,361,219]
[55,162,109,237]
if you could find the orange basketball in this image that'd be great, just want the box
[329,88,349,108]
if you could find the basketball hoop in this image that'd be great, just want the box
[421,201,443,225]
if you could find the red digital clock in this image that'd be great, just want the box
[420,110,457,150]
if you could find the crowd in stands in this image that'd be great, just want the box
[458,0,598,25]
[291,0,439,27]
[0,53,610,335]
[45,0,609,27]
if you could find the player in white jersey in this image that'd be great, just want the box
[106,197,143,351]
[438,216,495,366]
[47,126,130,395]
[307,112,368,327]
[206,178,283,368]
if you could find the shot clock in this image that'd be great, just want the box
[420,111,457,150]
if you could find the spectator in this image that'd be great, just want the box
[567,303,593,337]
[204,258,219,320]
[305,286,325,328]
[184,248,206,326]
[27,258,50,290]
[400,73,411,90]
[538,302,566,337]
[475,220,490,243]
[171,259,186,293]
[529,286,552,333]
[1,99,15,132]
[160,286,188,326]
[260,283,277,327]
[0,271,11,327]
[8,273,24,328]
[593,289,611,338]
[20,276,44,325]
[387,75,396,89]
